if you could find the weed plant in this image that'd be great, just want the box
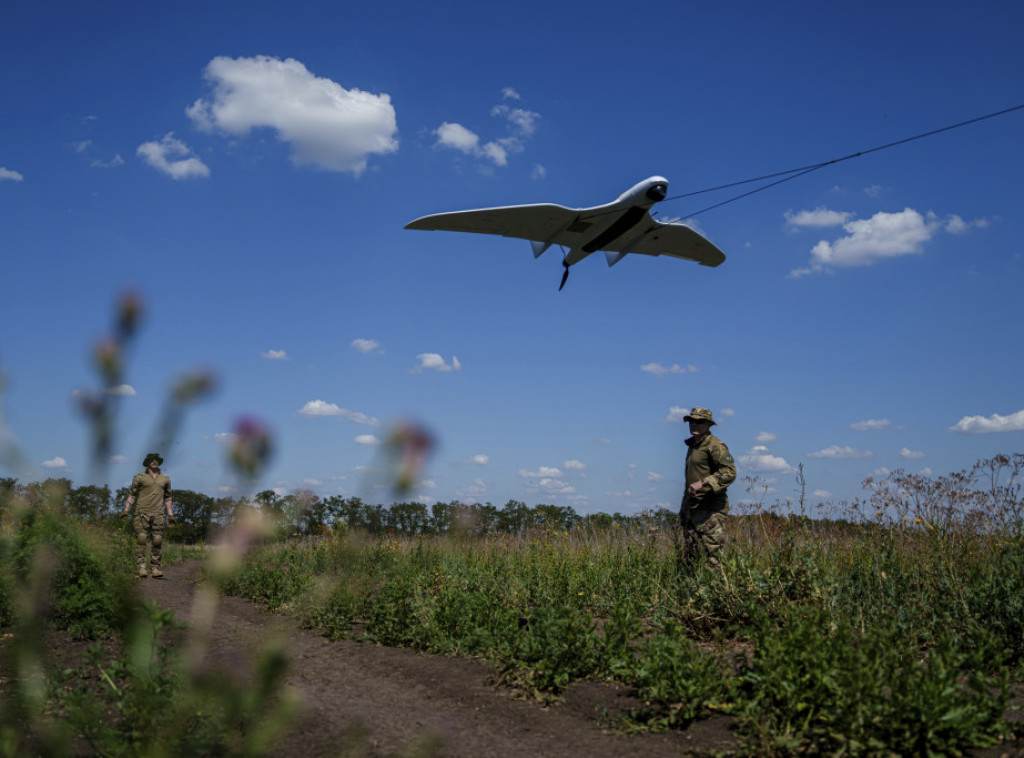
[222,458,1022,754]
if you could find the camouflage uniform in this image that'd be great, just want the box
[126,454,172,574]
[680,408,736,568]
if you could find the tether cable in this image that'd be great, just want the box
[663,103,1024,218]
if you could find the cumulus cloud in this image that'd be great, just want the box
[412,353,461,373]
[354,434,381,446]
[103,384,136,396]
[298,400,380,426]
[91,155,125,168]
[948,409,1024,434]
[519,466,562,479]
[463,454,490,465]
[433,90,539,168]
[137,133,210,179]
[850,418,892,431]
[187,55,398,175]
[755,431,777,443]
[900,447,926,459]
[1,167,25,181]
[42,456,69,470]
[665,406,690,423]
[563,459,587,471]
[808,445,874,459]
[351,338,382,354]
[785,207,854,228]
[738,446,794,474]
[261,349,289,360]
[789,208,945,277]
[641,362,696,376]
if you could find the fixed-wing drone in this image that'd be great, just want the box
[404,176,725,290]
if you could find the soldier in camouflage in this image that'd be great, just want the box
[680,407,736,568]
[121,452,176,578]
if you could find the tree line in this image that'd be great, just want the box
[0,476,676,543]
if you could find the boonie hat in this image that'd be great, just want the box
[683,407,716,425]
[143,452,164,467]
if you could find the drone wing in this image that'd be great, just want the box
[621,220,726,267]
[404,203,579,243]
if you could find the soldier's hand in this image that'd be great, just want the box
[168,514,177,526]
[120,510,131,520]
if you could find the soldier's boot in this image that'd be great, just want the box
[138,564,148,579]
[150,567,164,579]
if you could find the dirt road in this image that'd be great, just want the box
[140,560,737,757]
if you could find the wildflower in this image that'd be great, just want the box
[230,417,273,478]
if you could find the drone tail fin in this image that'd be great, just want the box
[605,250,628,267]
[530,240,551,258]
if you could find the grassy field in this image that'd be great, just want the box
[1,455,1021,756]
[220,474,1023,755]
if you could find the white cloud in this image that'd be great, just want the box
[755,431,777,443]
[0,167,24,182]
[435,122,479,153]
[785,207,854,228]
[738,446,794,474]
[813,489,832,498]
[103,384,136,396]
[808,445,874,459]
[457,477,488,503]
[948,409,1024,434]
[900,447,926,459]
[261,349,289,360]
[531,164,547,180]
[790,208,940,276]
[502,87,521,100]
[647,471,665,482]
[463,454,490,465]
[850,418,891,431]
[519,466,562,478]
[137,133,210,179]
[563,459,587,471]
[298,400,380,426]
[641,362,694,376]
[433,91,539,168]
[91,154,124,168]
[412,353,461,373]
[187,55,398,175]
[109,455,128,464]
[354,434,381,446]
[720,408,735,418]
[41,456,68,470]
[351,338,382,354]
[665,406,690,423]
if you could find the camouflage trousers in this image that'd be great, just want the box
[678,505,727,569]
[133,513,166,568]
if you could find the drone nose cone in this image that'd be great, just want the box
[647,183,668,202]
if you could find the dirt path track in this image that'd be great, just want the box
[140,560,736,757]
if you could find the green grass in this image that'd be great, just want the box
[220,513,1022,754]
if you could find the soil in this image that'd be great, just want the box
[138,559,740,757]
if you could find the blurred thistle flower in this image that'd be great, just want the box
[93,339,121,384]
[386,422,435,495]
[116,290,143,339]
[172,371,217,405]
[230,417,273,479]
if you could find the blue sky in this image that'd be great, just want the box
[2,0,1022,515]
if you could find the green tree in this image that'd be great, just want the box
[67,484,113,521]
[173,488,216,543]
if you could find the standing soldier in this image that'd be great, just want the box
[680,407,736,568]
[121,452,176,578]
